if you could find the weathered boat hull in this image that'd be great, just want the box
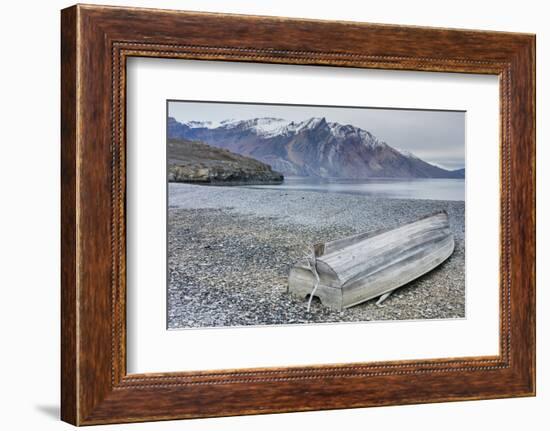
[287,211,455,311]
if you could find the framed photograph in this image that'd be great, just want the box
[61,4,536,425]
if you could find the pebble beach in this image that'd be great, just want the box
[167,183,465,329]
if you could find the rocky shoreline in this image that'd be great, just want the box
[167,183,465,329]
[168,138,283,185]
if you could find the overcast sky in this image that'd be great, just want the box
[169,101,465,170]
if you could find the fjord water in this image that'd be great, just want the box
[249,177,465,201]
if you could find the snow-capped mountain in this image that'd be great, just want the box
[167,116,464,179]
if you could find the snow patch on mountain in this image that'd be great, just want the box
[183,117,387,146]
[235,117,331,137]
[395,147,420,159]
[183,120,218,129]
[245,118,293,137]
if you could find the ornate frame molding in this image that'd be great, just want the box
[61,5,535,425]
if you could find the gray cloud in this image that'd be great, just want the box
[169,101,465,170]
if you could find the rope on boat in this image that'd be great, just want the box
[305,249,320,312]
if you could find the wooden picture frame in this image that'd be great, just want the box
[61,4,535,425]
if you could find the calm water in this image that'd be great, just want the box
[249,177,465,201]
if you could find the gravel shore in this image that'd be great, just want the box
[167,183,465,329]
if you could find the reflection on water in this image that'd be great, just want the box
[248,177,465,201]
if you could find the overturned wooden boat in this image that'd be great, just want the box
[288,211,455,311]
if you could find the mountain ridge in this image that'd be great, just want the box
[168,116,465,179]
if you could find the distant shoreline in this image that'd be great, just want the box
[168,179,285,186]
[245,176,465,202]
[169,176,466,201]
